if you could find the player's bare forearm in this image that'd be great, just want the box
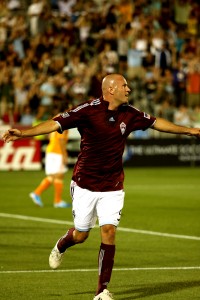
[153,117,200,138]
[20,120,59,137]
[2,120,59,143]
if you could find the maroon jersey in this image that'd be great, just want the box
[53,97,156,192]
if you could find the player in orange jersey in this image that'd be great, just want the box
[30,129,71,208]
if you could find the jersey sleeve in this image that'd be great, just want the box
[53,102,89,132]
[129,107,156,132]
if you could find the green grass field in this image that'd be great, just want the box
[0,167,200,300]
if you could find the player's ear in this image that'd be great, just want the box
[108,86,114,95]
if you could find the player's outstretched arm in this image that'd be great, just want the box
[2,119,59,143]
[152,117,200,138]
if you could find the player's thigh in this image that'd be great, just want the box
[70,181,98,231]
[97,190,125,227]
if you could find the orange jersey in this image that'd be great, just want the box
[46,131,68,154]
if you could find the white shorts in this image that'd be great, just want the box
[70,181,125,231]
[45,153,67,175]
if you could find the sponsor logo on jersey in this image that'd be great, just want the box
[90,99,101,106]
[144,112,150,119]
[120,122,126,135]
[61,112,70,118]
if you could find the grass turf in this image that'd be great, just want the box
[0,167,200,299]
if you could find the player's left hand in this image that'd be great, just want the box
[2,129,22,143]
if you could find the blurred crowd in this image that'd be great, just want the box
[0,0,200,138]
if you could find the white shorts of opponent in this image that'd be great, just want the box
[70,180,125,231]
[45,153,68,175]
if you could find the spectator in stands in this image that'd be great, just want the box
[174,0,192,30]
[154,41,172,77]
[158,97,176,123]
[1,102,19,126]
[68,74,90,106]
[5,42,21,66]
[13,79,28,115]
[117,0,133,24]
[187,10,199,37]
[10,29,26,61]
[116,22,130,75]
[127,39,145,80]
[0,17,7,45]
[174,104,193,128]
[20,105,35,126]
[57,0,77,17]
[98,42,119,74]
[27,0,45,37]
[39,75,56,117]
[174,29,187,58]
[144,69,158,102]
[0,1,8,19]
[67,52,87,77]
[171,60,187,107]
[7,0,21,12]
[27,79,42,115]
[0,64,14,118]
[75,12,92,43]
[186,55,200,107]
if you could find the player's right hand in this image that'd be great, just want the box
[2,129,22,143]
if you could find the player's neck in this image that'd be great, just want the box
[108,104,118,111]
[103,97,119,111]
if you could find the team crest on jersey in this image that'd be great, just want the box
[120,122,126,135]
[61,112,70,118]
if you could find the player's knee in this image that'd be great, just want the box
[73,230,89,244]
[47,176,53,183]
[101,224,116,244]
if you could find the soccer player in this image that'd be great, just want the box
[29,129,71,208]
[2,74,200,300]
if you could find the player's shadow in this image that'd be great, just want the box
[69,280,200,298]
[118,280,200,299]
